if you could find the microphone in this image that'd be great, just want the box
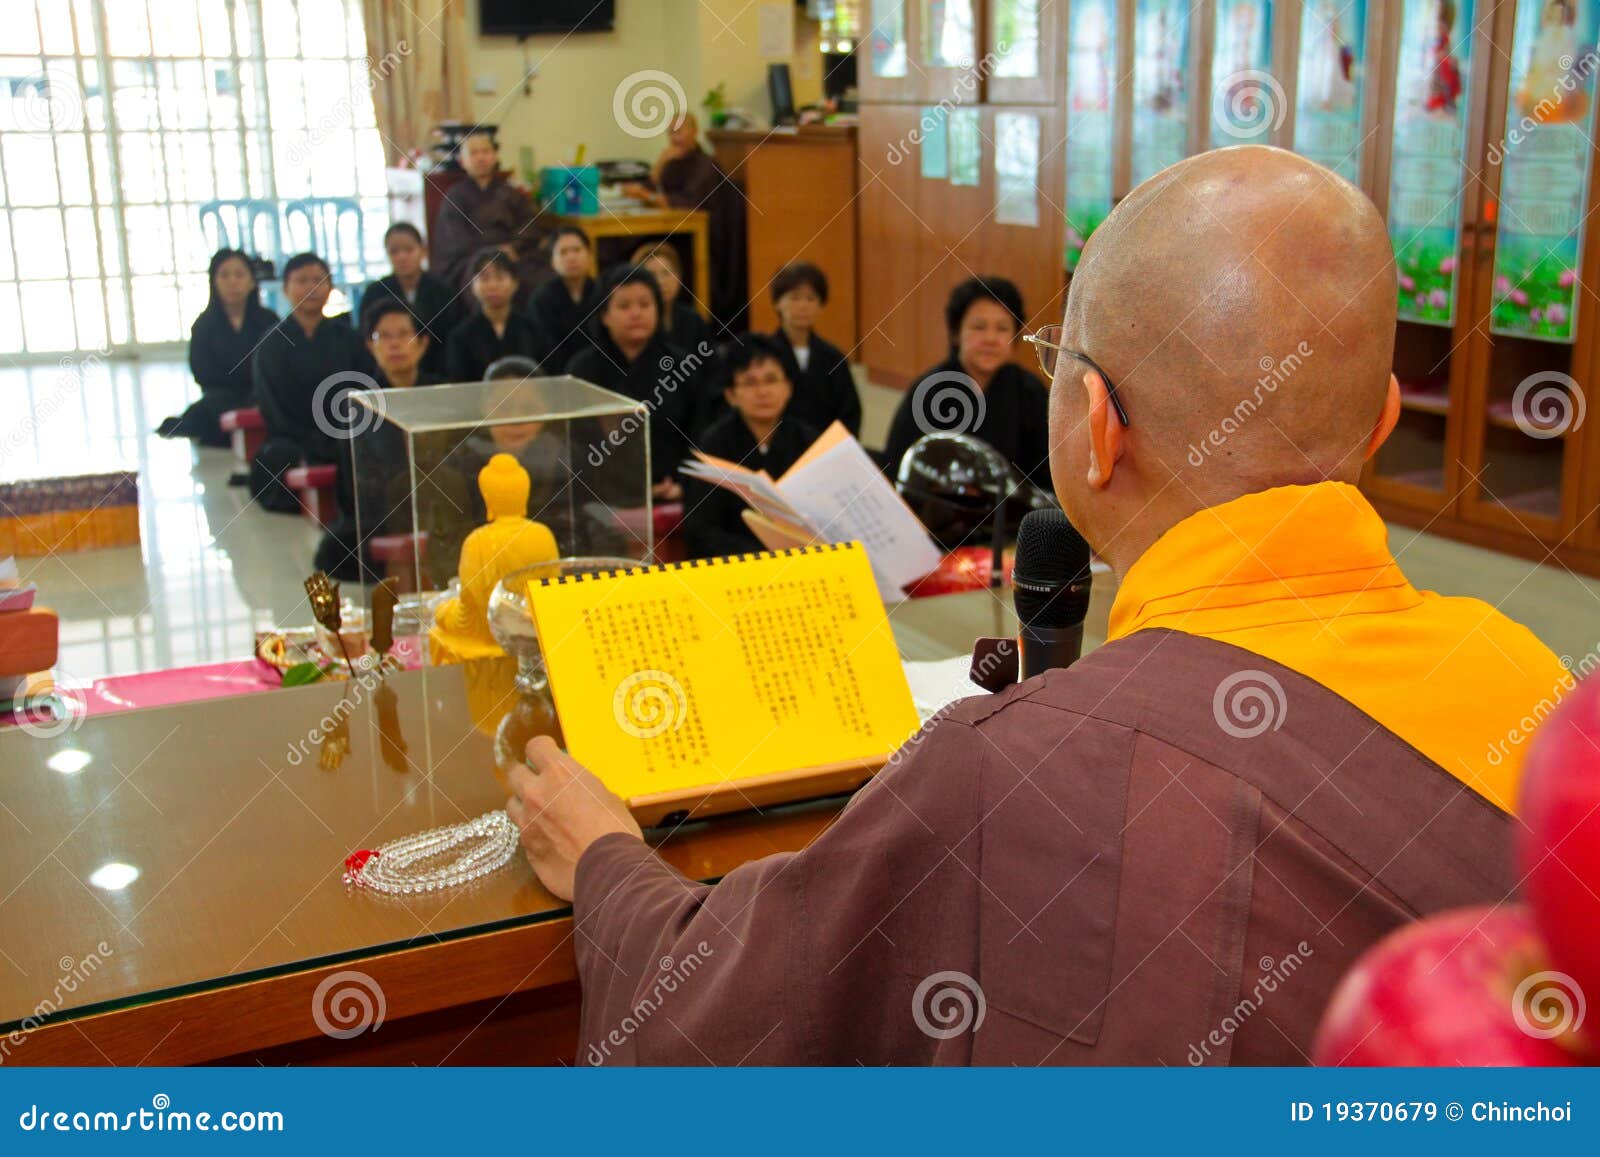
[1012,509,1093,681]
[966,509,1093,691]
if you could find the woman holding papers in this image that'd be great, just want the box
[681,335,818,559]
[883,277,1051,493]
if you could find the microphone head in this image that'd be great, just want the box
[1012,508,1092,629]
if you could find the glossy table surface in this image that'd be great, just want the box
[0,586,1103,1032]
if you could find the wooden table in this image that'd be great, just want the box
[548,205,711,314]
[0,587,1121,1066]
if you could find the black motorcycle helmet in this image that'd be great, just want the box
[896,433,1060,551]
[895,432,1011,550]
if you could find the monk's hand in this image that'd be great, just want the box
[506,736,642,900]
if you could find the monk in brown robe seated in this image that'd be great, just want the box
[430,129,546,292]
[506,147,1568,1065]
[622,113,747,329]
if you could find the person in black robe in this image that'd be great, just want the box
[681,334,818,559]
[249,252,370,511]
[767,261,861,437]
[430,130,547,291]
[621,114,747,329]
[158,249,278,447]
[632,241,724,430]
[566,264,705,503]
[883,276,1051,493]
[445,248,543,382]
[525,226,599,374]
[313,299,442,581]
[631,241,716,353]
[355,222,464,378]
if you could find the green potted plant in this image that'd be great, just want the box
[702,83,729,128]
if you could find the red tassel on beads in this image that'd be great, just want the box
[343,849,379,885]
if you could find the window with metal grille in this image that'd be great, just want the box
[0,0,392,356]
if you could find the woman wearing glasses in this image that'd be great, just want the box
[883,276,1053,494]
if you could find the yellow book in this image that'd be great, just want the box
[526,541,920,809]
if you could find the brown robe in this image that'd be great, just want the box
[572,628,1515,1065]
[431,175,546,291]
[657,148,747,329]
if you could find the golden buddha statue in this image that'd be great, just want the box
[429,453,559,665]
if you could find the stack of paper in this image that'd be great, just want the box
[681,423,942,600]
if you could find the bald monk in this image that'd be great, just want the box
[506,148,1567,1065]
[622,113,747,327]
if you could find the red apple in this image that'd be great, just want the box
[1517,673,1600,1006]
[1313,905,1589,1066]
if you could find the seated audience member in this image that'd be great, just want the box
[883,276,1050,493]
[631,241,714,356]
[158,248,278,447]
[681,334,818,559]
[621,113,746,327]
[445,249,542,383]
[250,252,368,511]
[767,261,862,436]
[566,264,700,503]
[430,129,545,290]
[526,226,599,373]
[507,147,1568,1065]
[357,222,463,377]
[314,299,441,580]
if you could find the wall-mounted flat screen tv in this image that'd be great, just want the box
[480,1,616,36]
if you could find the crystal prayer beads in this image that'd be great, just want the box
[343,810,519,895]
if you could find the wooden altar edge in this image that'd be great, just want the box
[4,911,581,1066]
[7,798,849,1065]
[625,754,886,827]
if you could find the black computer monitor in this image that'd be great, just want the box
[768,63,797,125]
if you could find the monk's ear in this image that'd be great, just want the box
[1083,368,1124,489]
[1364,374,1402,461]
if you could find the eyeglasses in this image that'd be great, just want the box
[1024,325,1130,428]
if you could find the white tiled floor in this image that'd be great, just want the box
[7,355,321,682]
[6,355,1600,681]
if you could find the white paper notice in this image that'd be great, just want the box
[758,3,794,59]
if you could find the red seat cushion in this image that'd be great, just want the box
[369,533,426,563]
[285,464,337,489]
[219,407,264,432]
[652,502,684,537]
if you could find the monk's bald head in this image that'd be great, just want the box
[1060,147,1396,496]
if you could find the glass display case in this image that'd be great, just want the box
[346,375,654,594]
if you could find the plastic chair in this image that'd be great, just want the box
[283,197,369,307]
[197,199,283,266]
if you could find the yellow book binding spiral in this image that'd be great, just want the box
[525,542,920,802]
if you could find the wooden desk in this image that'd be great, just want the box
[548,206,711,315]
[1,587,1118,1066]
[710,126,859,350]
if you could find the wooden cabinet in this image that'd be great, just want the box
[857,100,1061,386]
[1360,0,1600,575]
[855,0,1599,573]
[987,0,1064,104]
[860,0,981,104]
[857,105,929,384]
